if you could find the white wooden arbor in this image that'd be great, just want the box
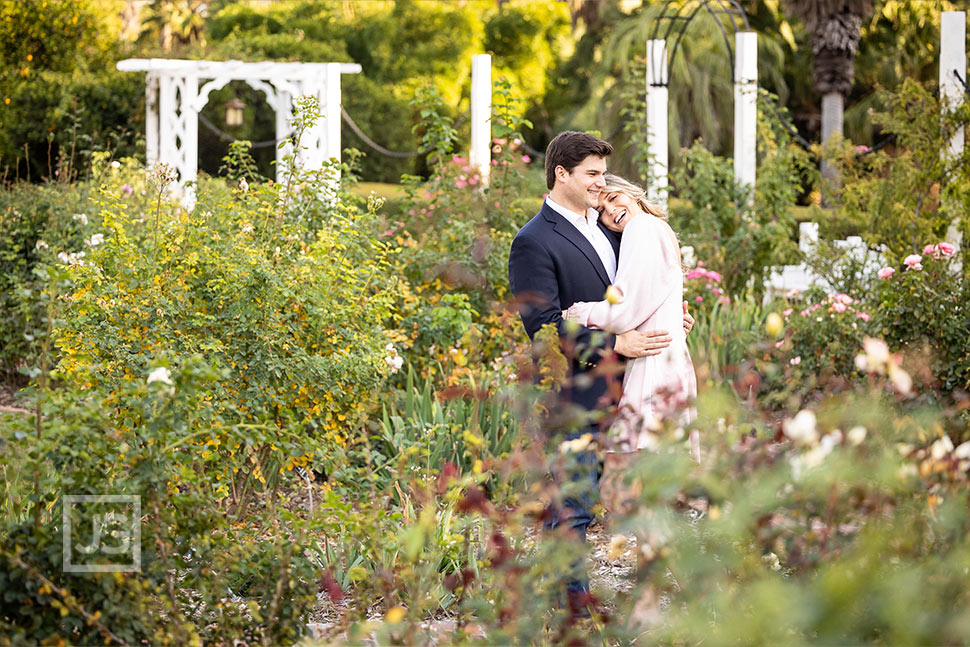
[116,59,362,205]
[645,1,758,208]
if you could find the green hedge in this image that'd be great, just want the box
[0,70,142,181]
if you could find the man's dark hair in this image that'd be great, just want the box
[544,131,614,190]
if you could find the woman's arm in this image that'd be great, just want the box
[565,217,678,333]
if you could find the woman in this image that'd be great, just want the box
[564,174,698,465]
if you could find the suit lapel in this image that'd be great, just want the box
[542,203,611,287]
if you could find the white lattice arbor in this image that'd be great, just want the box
[117,58,362,206]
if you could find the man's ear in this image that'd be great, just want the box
[554,165,569,183]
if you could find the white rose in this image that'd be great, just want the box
[954,442,970,460]
[930,435,955,460]
[783,410,818,445]
[146,366,173,386]
[846,426,867,446]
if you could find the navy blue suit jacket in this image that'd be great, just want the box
[508,201,622,413]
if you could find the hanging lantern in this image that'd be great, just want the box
[225,98,246,127]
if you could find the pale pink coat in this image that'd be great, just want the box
[566,214,697,452]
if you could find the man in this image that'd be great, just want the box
[508,131,691,597]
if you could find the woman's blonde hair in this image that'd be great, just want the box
[600,173,667,221]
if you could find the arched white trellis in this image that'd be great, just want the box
[646,34,757,208]
[117,59,362,206]
[645,1,758,208]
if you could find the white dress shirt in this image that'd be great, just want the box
[546,197,617,283]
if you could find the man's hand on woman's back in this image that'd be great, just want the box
[614,329,672,358]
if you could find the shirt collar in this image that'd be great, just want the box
[546,196,599,228]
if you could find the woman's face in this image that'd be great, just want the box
[599,191,641,233]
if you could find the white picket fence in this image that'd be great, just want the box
[765,222,886,293]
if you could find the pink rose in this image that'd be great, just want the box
[790,356,802,366]
[938,242,956,258]
[783,308,793,317]
[522,155,531,163]
[696,296,703,303]
[856,312,871,322]
[923,244,938,256]
[706,271,723,282]
[686,269,706,280]
[877,267,895,279]
[903,254,922,270]
[834,293,853,305]
[832,302,847,313]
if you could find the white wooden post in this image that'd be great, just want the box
[646,39,669,208]
[180,73,199,208]
[734,32,758,203]
[275,88,293,184]
[145,72,159,165]
[470,54,492,185]
[323,63,343,163]
[940,12,966,160]
[941,11,966,254]
[157,73,176,169]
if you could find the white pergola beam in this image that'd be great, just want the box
[117,59,362,77]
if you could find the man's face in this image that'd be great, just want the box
[557,155,607,211]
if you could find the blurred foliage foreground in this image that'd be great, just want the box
[0,86,969,646]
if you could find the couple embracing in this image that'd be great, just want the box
[508,131,698,596]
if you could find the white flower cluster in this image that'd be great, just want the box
[85,233,104,247]
[35,240,49,250]
[854,337,912,395]
[384,343,403,373]
[784,409,870,480]
[72,213,88,225]
[57,250,88,266]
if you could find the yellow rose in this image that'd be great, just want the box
[385,605,407,624]
[604,285,624,304]
[765,312,783,337]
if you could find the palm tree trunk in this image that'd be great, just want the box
[820,91,843,190]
